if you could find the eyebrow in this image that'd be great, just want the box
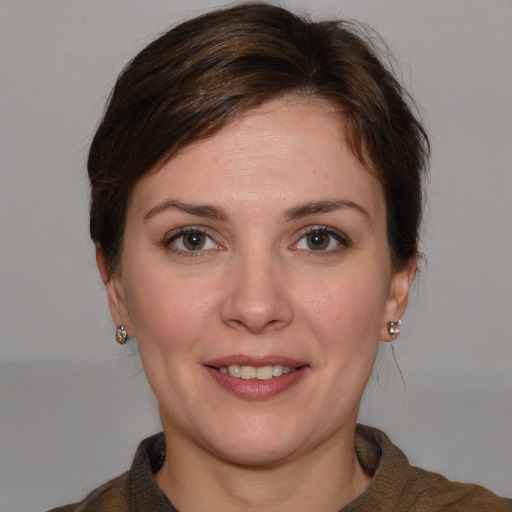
[144,198,371,226]
[144,199,230,222]
[282,199,372,225]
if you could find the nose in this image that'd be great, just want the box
[220,252,293,334]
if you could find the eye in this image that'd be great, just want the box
[166,228,220,253]
[292,226,349,252]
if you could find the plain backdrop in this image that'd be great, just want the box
[1,1,511,511]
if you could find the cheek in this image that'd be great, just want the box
[123,267,219,351]
[297,270,389,357]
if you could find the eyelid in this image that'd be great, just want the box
[292,225,350,251]
[165,225,206,240]
[164,226,223,254]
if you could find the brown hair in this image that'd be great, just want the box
[89,2,429,276]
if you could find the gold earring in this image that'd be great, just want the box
[115,324,128,345]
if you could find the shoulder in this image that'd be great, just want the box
[47,472,129,512]
[351,424,512,511]
[47,432,173,512]
[409,465,512,511]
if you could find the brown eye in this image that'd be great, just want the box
[306,231,330,250]
[292,226,349,253]
[183,231,206,250]
[167,228,219,253]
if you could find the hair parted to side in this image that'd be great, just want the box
[89,2,429,277]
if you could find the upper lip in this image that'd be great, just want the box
[203,354,308,368]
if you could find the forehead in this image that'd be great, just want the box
[128,96,385,222]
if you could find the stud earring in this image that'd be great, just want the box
[115,324,128,345]
[388,320,401,337]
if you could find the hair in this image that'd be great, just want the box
[89,2,429,277]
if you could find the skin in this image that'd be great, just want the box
[98,96,415,511]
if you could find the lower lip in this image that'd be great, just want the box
[205,366,308,400]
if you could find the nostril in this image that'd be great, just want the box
[219,267,293,332]
[227,317,281,333]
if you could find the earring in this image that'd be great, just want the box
[115,324,128,345]
[388,320,401,337]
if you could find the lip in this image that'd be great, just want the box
[203,354,310,401]
[204,354,308,368]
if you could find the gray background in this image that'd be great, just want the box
[1,1,511,510]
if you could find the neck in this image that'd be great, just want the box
[155,424,372,512]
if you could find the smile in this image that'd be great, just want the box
[217,364,297,380]
[204,358,308,400]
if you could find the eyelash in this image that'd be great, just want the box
[292,226,350,253]
[164,227,220,256]
[163,225,350,257]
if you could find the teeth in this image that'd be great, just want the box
[272,365,283,377]
[240,366,256,379]
[222,364,296,380]
[228,364,241,378]
[256,366,273,380]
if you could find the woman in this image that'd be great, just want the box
[50,3,511,511]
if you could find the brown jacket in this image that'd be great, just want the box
[49,424,511,511]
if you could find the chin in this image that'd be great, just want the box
[213,439,299,468]
[200,413,310,467]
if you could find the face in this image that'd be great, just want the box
[102,97,413,466]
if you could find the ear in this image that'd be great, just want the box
[96,246,132,335]
[380,258,416,342]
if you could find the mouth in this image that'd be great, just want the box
[212,364,300,380]
[203,356,309,400]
